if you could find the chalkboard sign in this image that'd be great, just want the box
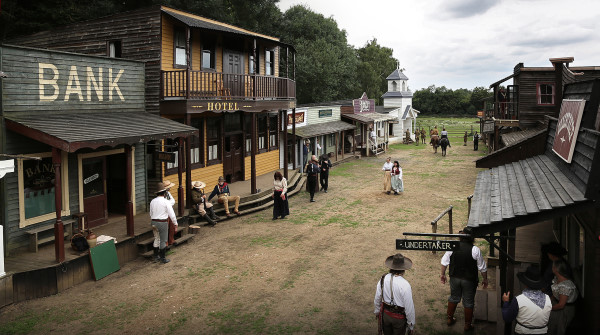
[89,239,120,280]
[396,239,459,251]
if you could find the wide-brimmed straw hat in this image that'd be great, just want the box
[517,264,544,290]
[156,180,174,194]
[385,253,413,271]
[192,181,206,190]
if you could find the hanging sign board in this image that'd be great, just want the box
[154,151,176,163]
[552,99,586,163]
[396,239,459,251]
[482,120,495,133]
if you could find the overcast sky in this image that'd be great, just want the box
[277,0,599,91]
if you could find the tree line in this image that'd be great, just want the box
[413,85,492,116]
[0,0,490,108]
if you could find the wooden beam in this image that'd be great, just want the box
[251,113,257,194]
[292,108,296,170]
[125,145,134,237]
[283,109,288,180]
[185,114,193,211]
[177,137,185,217]
[52,148,65,263]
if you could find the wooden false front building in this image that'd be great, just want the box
[8,5,297,208]
[0,45,197,261]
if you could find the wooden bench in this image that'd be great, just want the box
[25,219,75,253]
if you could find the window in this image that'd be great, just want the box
[18,151,70,227]
[265,49,275,76]
[202,41,216,70]
[392,81,397,91]
[190,118,204,168]
[175,29,186,66]
[245,114,252,156]
[108,40,122,58]
[269,114,278,149]
[165,138,179,173]
[537,83,555,105]
[258,114,267,152]
[207,117,221,164]
[249,52,260,74]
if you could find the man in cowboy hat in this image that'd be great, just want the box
[374,253,416,335]
[149,181,178,264]
[207,176,240,217]
[440,231,488,331]
[191,180,218,226]
[502,264,552,334]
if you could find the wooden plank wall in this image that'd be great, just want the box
[134,143,147,213]
[7,6,162,114]
[515,71,557,129]
[582,209,600,333]
[165,163,223,205]
[0,275,14,308]
[244,150,280,181]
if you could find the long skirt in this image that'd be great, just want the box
[273,190,290,218]
[391,175,403,193]
[548,304,575,335]
[383,171,392,192]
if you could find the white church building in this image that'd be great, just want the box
[378,68,419,142]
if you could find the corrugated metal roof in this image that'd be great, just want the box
[342,113,397,124]
[386,69,409,80]
[501,126,547,147]
[381,91,413,98]
[288,120,355,138]
[375,106,399,114]
[5,112,197,152]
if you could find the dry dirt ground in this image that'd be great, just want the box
[0,142,495,335]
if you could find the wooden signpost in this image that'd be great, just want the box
[396,239,459,251]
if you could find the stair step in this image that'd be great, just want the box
[173,234,194,246]
[137,237,155,247]
[141,250,154,258]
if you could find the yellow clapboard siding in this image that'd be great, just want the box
[161,16,175,71]
[244,150,280,180]
[192,32,201,70]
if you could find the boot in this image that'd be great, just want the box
[159,248,170,264]
[464,307,474,331]
[152,247,160,262]
[446,302,457,326]
[208,207,219,221]
[204,214,217,226]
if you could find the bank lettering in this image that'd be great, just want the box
[38,63,124,102]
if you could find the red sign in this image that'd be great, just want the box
[353,92,375,114]
[287,111,305,125]
[552,99,586,163]
[477,110,484,118]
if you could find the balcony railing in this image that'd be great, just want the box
[161,70,296,100]
[485,101,518,120]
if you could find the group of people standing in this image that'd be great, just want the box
[304,153,332,202]
[382,157,403,195]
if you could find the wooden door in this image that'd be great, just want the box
[82,157,107,228]
[223,50,244,98]
[223,134,244,183]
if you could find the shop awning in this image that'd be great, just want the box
[289,120,355,138]
[5,112,198,153]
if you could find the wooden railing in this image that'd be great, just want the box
[160,70,296,100]
[431,205,453,254]
[485,101,518,120]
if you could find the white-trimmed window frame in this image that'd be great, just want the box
[18,151,70,228]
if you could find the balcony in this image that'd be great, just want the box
[161,70,296,101]
[485,100,518,120]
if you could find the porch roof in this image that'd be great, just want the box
[4,112,198,153]
[289,120,355,138]
[342,112,398,124]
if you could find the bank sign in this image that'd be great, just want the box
[1,45,145,114]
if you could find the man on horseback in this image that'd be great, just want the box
[430,126,439,146]
[440,128,451,147]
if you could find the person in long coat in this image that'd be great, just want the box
[319,154,332,193]
[272,171,290,219]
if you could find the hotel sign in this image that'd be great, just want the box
[396,239,459,251]
[553,99,586,163]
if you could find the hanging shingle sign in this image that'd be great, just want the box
[552,99,586,163]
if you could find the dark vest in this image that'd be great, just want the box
[449,241,478,282]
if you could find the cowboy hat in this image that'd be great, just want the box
[544,242,567,257]
[517,264,544,290]
[192,181,206,190]
[385,253,413,271]
[156,180,174,194]
[218,176,225,183]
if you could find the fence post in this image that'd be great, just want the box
[431,221,437,254]
[448,207,453,234]
[467,195,473,219]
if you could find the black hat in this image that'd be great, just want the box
[517,264,544,290]
[384,253,413,270]
[545,242,567,257]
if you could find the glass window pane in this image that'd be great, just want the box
[23,157,56,219]
[176,48,186,65]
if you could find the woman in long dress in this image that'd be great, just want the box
[272,171,289,220]
[382,157,393,194]
[548,258,578,335]
[391,161,403,195]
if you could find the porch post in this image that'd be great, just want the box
[335,132,338,162]
[341,130,345,160]
[292,108,296,170]
[251,113,257,194]
[125,145,134,237]
[283,109,288,180]
[52,148,64,263]
[353,126,357,157]
[186,114,193,210]
[253,39,258,99]
[500,230,509,335]
[177,137,185,217]
[185,27,191,100]
[364,124,369,157]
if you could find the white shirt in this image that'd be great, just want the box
[374,274,416,330]
[441,245,487,272]
[382,161,393,171]
[149,196,178,225]
[273,178,288,195]
[441,130,448,136]
[370,130,376,139]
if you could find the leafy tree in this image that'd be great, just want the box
[279,5,360,103]
[356,39,398,105]
[414,85,490,115]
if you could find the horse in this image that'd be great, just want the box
[440,137,449,156]
[430,134,440,153]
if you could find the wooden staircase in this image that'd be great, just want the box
[137,215,194,259]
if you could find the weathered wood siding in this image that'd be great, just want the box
[134,143,147,213]
[515,70,557,129]
[7,6,162,114]
[0,45,145,116]
[305,106,341,126]
[245,150,280,181]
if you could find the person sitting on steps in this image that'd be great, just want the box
[191,180,219,226]
[208,176,241,217]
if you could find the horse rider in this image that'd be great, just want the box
[440,128,451,147]
[430,126,439,146]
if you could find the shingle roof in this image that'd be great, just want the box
[288,120,355,138]
[386,69,409,81]
[342,113,397,124]
[5,112,198,152]
[381,91,413,99]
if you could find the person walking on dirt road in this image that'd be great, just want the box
[305,155,320,202]
[149,182,178,264]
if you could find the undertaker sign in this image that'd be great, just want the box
[552,99,586,163]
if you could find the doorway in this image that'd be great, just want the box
[223,50,244,97]
[223,133,244,183]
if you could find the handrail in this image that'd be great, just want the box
[430,205,453,254]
